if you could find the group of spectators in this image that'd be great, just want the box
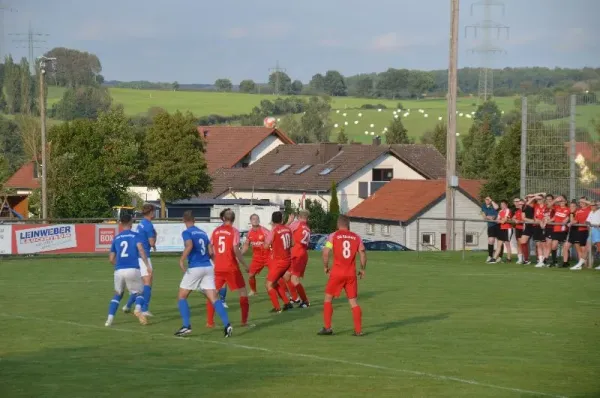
[481,193,600,270]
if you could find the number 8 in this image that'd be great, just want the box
[342,240,351,259]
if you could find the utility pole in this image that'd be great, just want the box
[0,2,17,59]
[39,56,56,220]
[10,22,49,73]
[446,0,459,251]
[268,60,286,95]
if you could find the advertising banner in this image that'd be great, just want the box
[95,225,118,252]
[15,224,78,254]
[132,221,221,252]
[0,225,12,254]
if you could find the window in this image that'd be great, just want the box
[283,199,292,207]
[274,164,291,174]
[421,233,435,246]
[465,233,478,246]
[372,168,393,182]
[295,165,312,175]
[381,225,391,236]
[366,224,375,235]
[319,167,335,175]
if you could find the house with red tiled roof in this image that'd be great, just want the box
[3,161,39,194]
[206,140,448,213]
[347,179,485,251]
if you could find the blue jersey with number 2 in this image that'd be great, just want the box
[111,231,141,270]
[182,226,211,268]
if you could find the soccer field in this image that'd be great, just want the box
[1,252,599,397]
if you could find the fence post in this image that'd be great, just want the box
[588,232,593,269]
[520,96,527,198]
[569,94,576,200]
[462,220,466,261]
[416,218,420,257]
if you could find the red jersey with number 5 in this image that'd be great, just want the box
[290,220,310,257]
[326,230,365,277]
[211,225,240,272]
[265,224,292,264]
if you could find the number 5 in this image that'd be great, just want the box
[218,236,226,253]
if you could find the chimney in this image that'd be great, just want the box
[202,129,209,138]
[372,136,381,146]
[319,142,342,163]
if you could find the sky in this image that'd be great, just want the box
[4,0,599,83]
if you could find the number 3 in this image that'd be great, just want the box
[342,240,351,259]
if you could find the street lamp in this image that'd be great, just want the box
[38,55,56,220]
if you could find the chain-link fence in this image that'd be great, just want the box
[521,92,600,200]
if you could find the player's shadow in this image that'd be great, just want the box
[337,312,451,336]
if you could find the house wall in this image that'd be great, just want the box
[129,186,160,202]
[219,191,330,211]
[248,135,285,165]
[337,153,425,213]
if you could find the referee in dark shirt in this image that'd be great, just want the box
[481,197,500,262]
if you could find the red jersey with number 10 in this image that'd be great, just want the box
[326,230,365,277]
[290,220,311,257]
[211,224,240,272]
[266,224,292,263]
[247,226,270,261]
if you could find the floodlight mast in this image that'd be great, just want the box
[38,56,56,220]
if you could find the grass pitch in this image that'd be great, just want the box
[1,252,599,397]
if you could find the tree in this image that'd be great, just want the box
[474,100,503,136]
[481,118,521,200]
[291,80,303,95]
[278,114,308,143]
[385,117,409,144]
[305,199,329,233]
[15,115,40,163]
[239,79,256,93]
[300,96,332,143]
[323,70,347,96]
[329,181,340,231]
[407,71,435,98]
[268,71,292,95]
[420,121,447,156]
[47,107,138,218]
[145,111,211,217]
[214,78,233,92]
[376,68,409,98]
[0,154,10,185]
[44,47,102,87]
[460,116,496,179]
[308,73,325,93]
[172,81,180,91]
[3,55,21,113]
[51,86,112,120]
[355,75,374,97]
[19,57,34,114]
[0,114,24,171]
[336,127,349,144]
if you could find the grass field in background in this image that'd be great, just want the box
[1,251,599,397]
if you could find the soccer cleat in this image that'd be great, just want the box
[523,260,531,265]
[270,308,282,313]
[248,291,256,297]
[595,265,600,270]
[282,303,294,311]
[206,323,215,329]
[224,324,233,338]
[134,309,148,325]
[352,331,365,337]
[535,262,545,268]
[105,319,112,327]
[317,327,333,336]
[291,298,302,304]
[516,260,524,265]
[222,302,229,309]
[298,302,310,308]
[142,311,153,317]
[570,264,582,270]
[174,326,192,337]
[485,257,493,263]
[122,305,131,314]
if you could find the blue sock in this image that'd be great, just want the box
[213,299,230,326]
[178,299,191,327]
[135,294,145,310]
[142,285,152,312]
[219,287,227,301]
[125,294,136,309]
[108,294,122,316]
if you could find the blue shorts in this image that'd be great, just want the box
[592,228,600,244]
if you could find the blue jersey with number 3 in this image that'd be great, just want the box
[111,231,141,270]
[182,226,211,268]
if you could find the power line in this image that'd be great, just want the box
[268,60,286,95]
[0,2,17,60]
[465,0,509,102]
[10,22,49,73]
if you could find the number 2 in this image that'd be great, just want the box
[301,230,310,245]
[120,241,129,258]
[281,233,291,249]
[218,236,226,253]
[342,240,351,259]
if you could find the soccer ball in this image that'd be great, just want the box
[264,117,277,128]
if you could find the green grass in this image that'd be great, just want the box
[1,252,599,397]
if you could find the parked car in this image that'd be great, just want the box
[364,240,412,251]
[314,236,373,251]
[308,233,326,250]
[239,230,249,249]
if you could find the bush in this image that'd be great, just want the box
[359,103,388,110]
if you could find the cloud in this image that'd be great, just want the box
[77,20,158,41]
[370,32,403,52]
[224,27,249,39]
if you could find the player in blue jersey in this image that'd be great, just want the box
[106,213,151,327]
[123,204,157,317]
[175,210,232,338]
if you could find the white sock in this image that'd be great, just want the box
[135,304,142,312]
[518,254,523,261]
[107,315,114,322]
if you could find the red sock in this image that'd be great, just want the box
[249,276,257,292]
[239,296,249,324]
[206,299,215,326]
[276,282,290,304]
[268,288,281,310]
[295,283,309,303]
[521,243,529,261]
[324,301,333,329]
[352,306,362,334]
[286,280,298,301]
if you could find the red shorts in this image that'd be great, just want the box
[290,253,308,278]
[215,269,246,291]
[325,275,358,299]
[267,261,290,283]
[249,257,269,275]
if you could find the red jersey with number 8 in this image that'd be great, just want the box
[290,220,310,257]
[326,230,364,277]
[267,224,292,263]
[211,225,240,272]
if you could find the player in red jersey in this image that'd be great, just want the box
[571,197,592,269]
[242,214,270,296]
[318,215,367,336]
[491,200,512,263]
[512,198,526,264]
[263,211,294,313]
[285,210,311,308]
[542,194,556,264]
[533,195,548,267]
[208,210,250,327]
[550,196,570,267]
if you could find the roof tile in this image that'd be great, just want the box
[3,161,39,190]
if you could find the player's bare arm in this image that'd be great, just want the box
[208,244,214,259]
[241,238,250,255]
[358,247,367,279]
[286,213,295,225]
[234,246,248,273]
[149,236,157,251]
[109,252,116,265]
[179,240,193,272]
[322,246,331,274]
